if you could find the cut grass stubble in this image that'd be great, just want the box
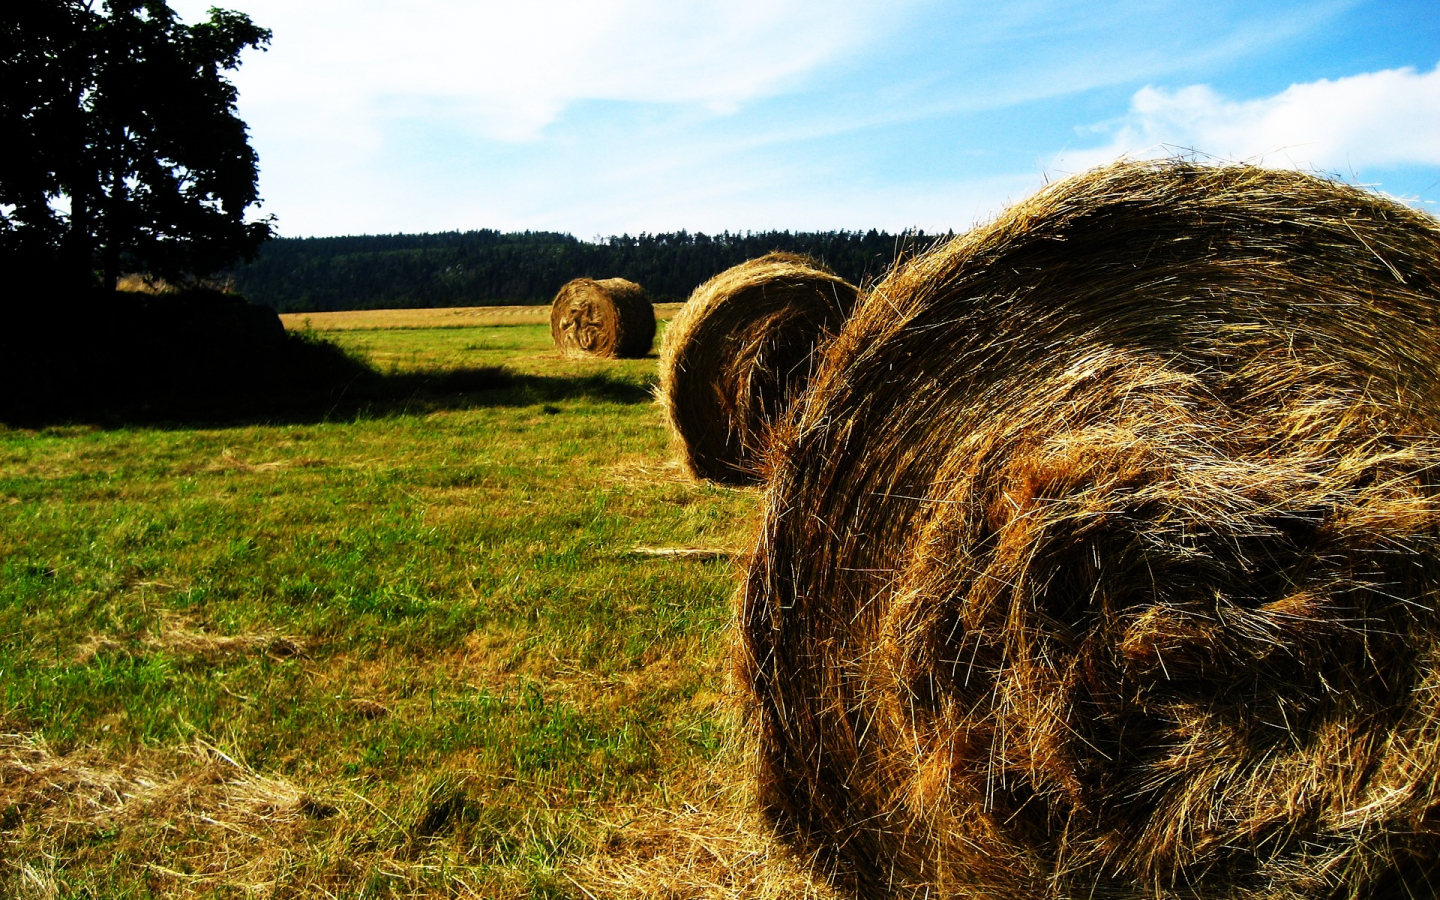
[0,319,823,897]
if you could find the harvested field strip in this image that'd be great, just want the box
[0,317,763,896]
[281,303,683,332]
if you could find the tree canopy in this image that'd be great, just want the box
[232,229,949,312]
[1,0,272,290]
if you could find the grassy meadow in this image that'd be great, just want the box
[0,310,832,898]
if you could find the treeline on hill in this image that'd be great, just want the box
[230,229,946,312]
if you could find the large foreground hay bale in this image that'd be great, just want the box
[550,277,655,358]
[660,253,860,485]
[740,161,1440,899]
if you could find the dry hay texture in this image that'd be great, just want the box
[739,161,1440,900]
[550,277,656,358]
[660,253,860,485]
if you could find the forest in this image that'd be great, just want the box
[229,229,945,311]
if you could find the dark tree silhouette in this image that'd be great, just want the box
[232,229,950,312]
[1,1,272,290]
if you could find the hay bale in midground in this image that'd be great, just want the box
[660,253,860,485]
[739,160,1440,900]
[550,277,655,358]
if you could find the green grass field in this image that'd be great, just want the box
[0,317,832,898]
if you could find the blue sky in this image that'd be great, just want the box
[168,0,1440,239]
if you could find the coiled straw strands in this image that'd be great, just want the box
[740,160,1440,899]
[550,277,655,358]
[660,253,860,485]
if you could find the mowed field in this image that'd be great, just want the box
[277,302,686,332]
[0,311,832,898]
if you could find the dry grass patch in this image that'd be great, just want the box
[605,457,694,490]
[203,450,329,474]
[623,547,736,562]
[572,764,841,900]
[76,614,306,665]
[1,731,336,896]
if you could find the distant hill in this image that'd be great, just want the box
[231,229,946,312]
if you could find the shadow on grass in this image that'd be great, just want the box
[0,293,654,428]
[262,336,657,421]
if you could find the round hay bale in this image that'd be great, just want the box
[660,252,860,485]
[550,277,655,358]
[739,161,1440,899]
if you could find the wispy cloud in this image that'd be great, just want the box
[1055,63,1440,177]
[165,0,1433,236]
[173,0,914,140]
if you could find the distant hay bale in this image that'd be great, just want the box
[660,253,860,485]
[550,277,655,358]
[739,161,1440,899]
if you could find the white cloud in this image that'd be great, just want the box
[1055,63,1440,177]
[170,0,908,140]
[162,0,927,234]
[162,0,1434,238]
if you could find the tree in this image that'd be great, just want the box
[1,1,272,291]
